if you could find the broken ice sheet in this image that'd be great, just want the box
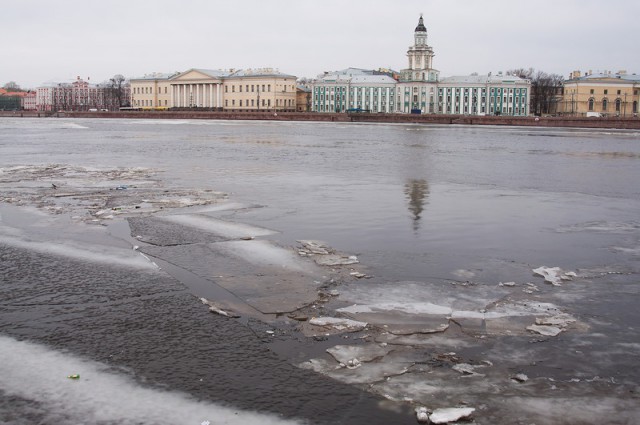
[526,324,563,337]
[326,344,392,364]
[299,357,410,385]
[532,266,577,286]
[429,407,475,424]
[307,317,368,333]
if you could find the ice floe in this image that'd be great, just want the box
[297,240,359,266]
[159,214,277,239]
[429,407,475,424]
[532,266,577,286]
[326,344,392,364]
[308,317,368,332]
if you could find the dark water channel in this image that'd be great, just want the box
[1,118,639,424]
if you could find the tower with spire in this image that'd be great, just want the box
[401,14,439,83]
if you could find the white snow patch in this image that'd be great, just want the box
[215,240,311,273]
[337,302,453,316]
[0,235,157,270]
[160,214,277,238]
[0,335,300,425]
[309,317,367,331]
[429,407,475,424]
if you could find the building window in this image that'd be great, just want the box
[604,90,608,95]
[617,90,621,95]
[633,101,638,113]
[602,99,608,111]
[615,99,621,112]
[588,98,594,111]
[225,86,228,93]
[239,85,242,92]
[590,89,594,94]
[232,86,235,92]
[268,85,271,92]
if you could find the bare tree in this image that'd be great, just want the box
[109,74,127,108]
[507,68,564,115]
[3,81,21,91]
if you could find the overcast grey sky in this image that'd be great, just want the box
[4,0,638,88]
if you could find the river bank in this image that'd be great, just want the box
[2,110,640,129]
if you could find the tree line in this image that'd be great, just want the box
[506,68,564,116]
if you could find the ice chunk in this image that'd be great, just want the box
[512,373,529,382]
[526,324,563,336]
[309,317,367,332]
[327,344,391,364]
[313,254,359,266]
[535,314,575,328]
[297,240,331,255]
[532,266,576,286]
[429,407,475,424]
[415,406,430,423]
[200,298,240,318]
[338,302,452,316]
[452,363,485,377]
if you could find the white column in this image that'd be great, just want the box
[217,84,221,108]
[209,84,214,108]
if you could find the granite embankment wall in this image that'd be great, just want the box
[2,110,640,129]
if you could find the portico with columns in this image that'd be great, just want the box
[169,69,227,109]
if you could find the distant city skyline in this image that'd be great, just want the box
[4,0,639,89]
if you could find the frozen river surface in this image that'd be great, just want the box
[1,118,639,424]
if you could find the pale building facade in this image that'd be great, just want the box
[130,72,176,109]
[438,74,530,116]
[559,70,640,117]
[36,77,125,111]
[311,15,531,116]
[312,68,397,113]
[129,68,297,111]
[170,69,225,109]
[223,69,297,111]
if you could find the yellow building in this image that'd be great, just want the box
[130,72,176,109]
[169,69,226,109]
[222,69,297,112]
[131,68,297,111]
[560,70,640,117]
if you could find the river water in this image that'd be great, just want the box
[1,118,639,424]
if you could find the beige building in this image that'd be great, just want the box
[170,69,225,109]
[130,68,297,111]
[222,69,297,111]
[559,70,640,117]
[130,72,176,109]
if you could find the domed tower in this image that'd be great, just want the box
[401,14,438,82]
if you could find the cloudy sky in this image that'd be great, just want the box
[4,0,639,88]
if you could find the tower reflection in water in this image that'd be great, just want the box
[404,178,429,232]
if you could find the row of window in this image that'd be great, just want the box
[227,84,271,93]
[133,86,168,95]
[134,99,169,107]
[589,89,640,96]
[223,98,295,107]
[588,98,639,113]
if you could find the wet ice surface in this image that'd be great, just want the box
[1,118,640,424]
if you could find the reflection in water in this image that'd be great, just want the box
[404,179,429,232]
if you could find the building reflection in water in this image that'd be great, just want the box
[404,179,429,232]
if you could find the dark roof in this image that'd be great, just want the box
[415,15,426,32]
